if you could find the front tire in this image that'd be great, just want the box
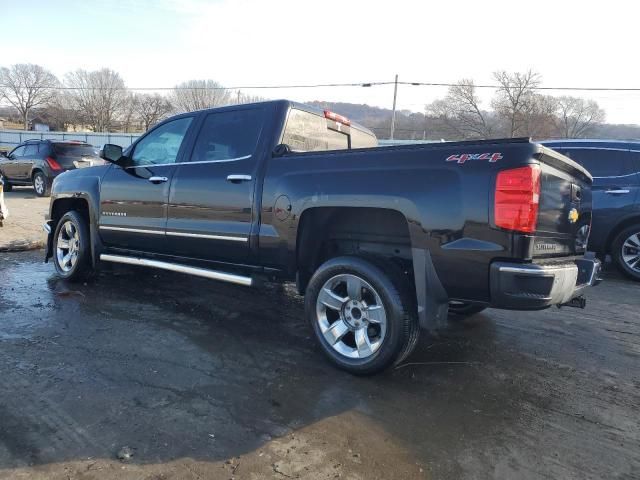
[53,211,93,281]
[33,171,50,197]
[305,256,419,375]
[612,225,640,281]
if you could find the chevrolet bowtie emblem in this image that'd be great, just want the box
[568,208,579,224]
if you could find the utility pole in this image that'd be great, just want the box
[237,90,241,104]
[390,74,398,140]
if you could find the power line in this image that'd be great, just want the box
[4,80,640,92]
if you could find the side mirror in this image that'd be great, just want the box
[101,144,124,164]
[0,151,7,158]
[272,143,292,157]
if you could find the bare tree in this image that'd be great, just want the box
[65,68,128,132]
[135,93,173,130]
[0,64,59,129]
[427,79,494,139]
[236,91,265,105]
[491,70,541,137]
[120,93,139,133]
[43,91,80,131]
[520,94,559,139]
[171,80,232,113]
[555,96,605,138]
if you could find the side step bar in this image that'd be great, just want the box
[100,254,253,287]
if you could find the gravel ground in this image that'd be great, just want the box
[0,190,48,251]
[0,251,638,479]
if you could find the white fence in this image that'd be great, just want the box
[0,129,142,150]
[0,129,440,152]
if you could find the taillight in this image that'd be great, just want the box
[46,157,62,171]
[494,165,541,233]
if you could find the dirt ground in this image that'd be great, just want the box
[0,189,49,251]
[0,251,638,479]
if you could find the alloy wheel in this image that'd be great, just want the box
[621,232,640,273]
[34,175,45,195]
[315,273,387,359]
[56,220,80,272]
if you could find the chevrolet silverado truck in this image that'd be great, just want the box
[43,100,601,374]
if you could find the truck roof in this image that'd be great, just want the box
[182,99,376,138]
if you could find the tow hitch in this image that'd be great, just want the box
[558,296,586,309]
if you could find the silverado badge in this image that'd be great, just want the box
[568,208,579,224]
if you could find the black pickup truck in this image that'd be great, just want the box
[43,100,601,374]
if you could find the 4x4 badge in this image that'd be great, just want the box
[446,153,503,164]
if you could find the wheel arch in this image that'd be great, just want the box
[46,195,99,266]
[294,206,449,331]
[605,215,640,254]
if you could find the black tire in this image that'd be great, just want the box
[611,224,640,282]
[33,171,50,197]
[0,171,12,192]
[305,256,419,375]
[448,301,487,317]
[52,210,93,282]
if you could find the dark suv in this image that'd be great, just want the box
[542,140,640,281]
[0,140,102,197]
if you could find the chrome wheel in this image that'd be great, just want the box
[56,220,80,273]
[622,232,640,273]
[34,174,45,195]
[315,273,387,359]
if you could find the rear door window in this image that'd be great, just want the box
[23,144,38,156]
[190,108,265,162]
[556,148,635,178]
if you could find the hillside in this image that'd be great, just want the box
[309,101,640,141]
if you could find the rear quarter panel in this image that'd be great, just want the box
[260,142,541,301]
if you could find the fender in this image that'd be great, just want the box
[45,167,107,266]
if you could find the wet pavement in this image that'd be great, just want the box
[0,250,638,479]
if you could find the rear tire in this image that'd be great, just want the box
[305,256,419,375]
[53,210,93,282]
[611,224,640,282]
[33,171,50,197]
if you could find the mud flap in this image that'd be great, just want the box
[412,248,449,332]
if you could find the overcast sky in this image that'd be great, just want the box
[3,0,640,124]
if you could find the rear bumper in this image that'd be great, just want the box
[490,255,601,310]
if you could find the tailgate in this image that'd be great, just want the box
[533,146,592,257]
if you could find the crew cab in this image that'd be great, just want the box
[43,100,601,374]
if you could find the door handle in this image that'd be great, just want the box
[227,174,252,183]
[605,189,630,194]
[148,176,169,184]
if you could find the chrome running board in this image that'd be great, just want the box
[99,254,253,286]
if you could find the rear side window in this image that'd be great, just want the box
[351,128,378,148]
[24,144,38,156]
[555,148,636,177]
[282,108,348,152]
[53,144,99,157]
[190,108,265,162]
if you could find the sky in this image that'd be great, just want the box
[2,0,640,124]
